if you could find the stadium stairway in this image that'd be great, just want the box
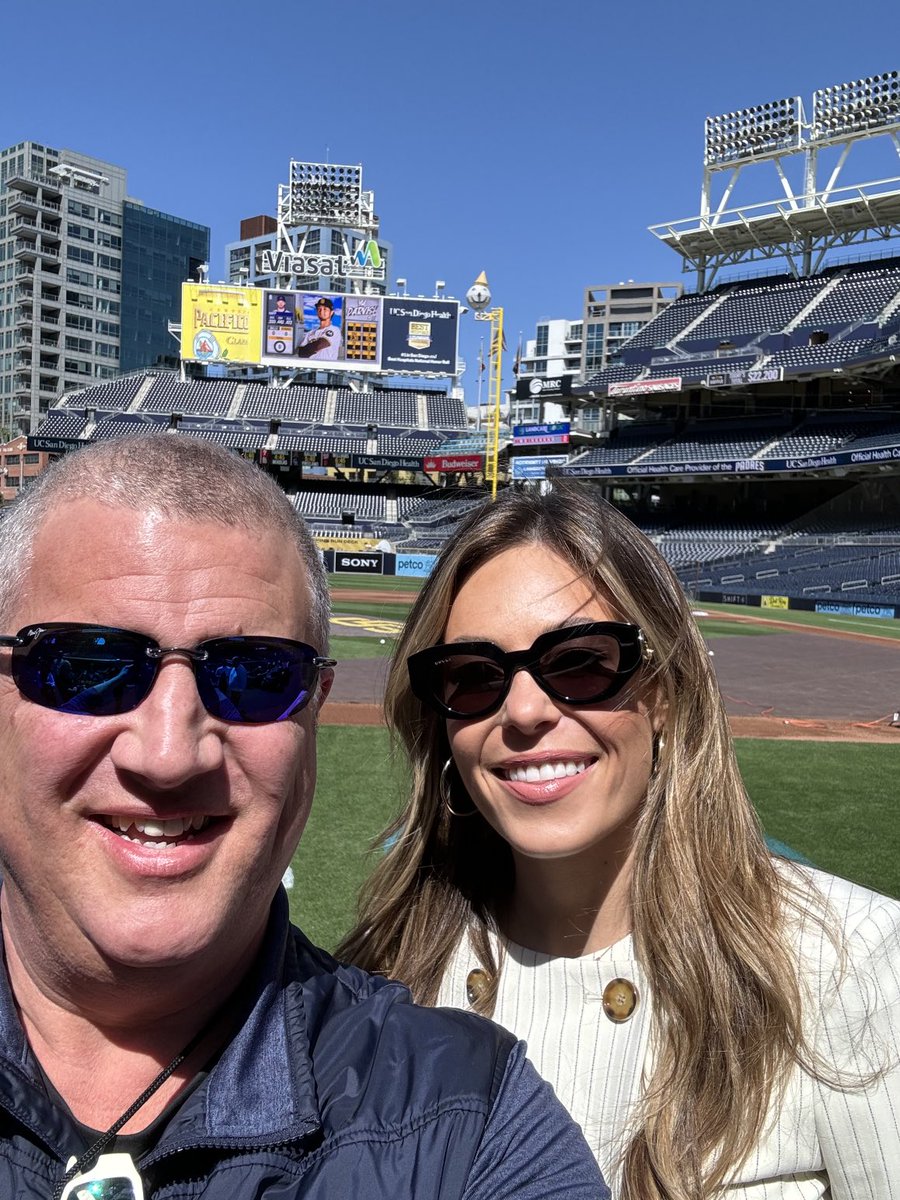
[668,290,729,349]
[226,385,246,420]
[783,273,844,333]
[126,376,156,413]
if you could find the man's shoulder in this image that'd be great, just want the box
[289,923,514,1045]
[288,925,516,1113]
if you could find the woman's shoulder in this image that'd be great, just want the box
[777,860,900,940]
[775,861,900,1016]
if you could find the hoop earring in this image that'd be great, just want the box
[440,757,478,818]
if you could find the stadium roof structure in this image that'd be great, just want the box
[651,71,900,291]
[651,180,900,279]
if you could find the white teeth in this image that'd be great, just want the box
[504,760,590,783]
[106,815,210,840]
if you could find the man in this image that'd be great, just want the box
[266,294,295,356]
[295,296,342,360]
[0,435,606,1199]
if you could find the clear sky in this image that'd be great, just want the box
[4,0,897,386]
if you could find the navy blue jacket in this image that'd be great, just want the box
[0,894,608,1198]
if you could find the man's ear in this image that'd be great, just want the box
[317,667,335,707]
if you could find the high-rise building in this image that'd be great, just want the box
[581,281,681,374]
[0,141,208,432]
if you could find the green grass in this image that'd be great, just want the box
[697,619,780,638]
[289,727,404,949]
[288,728,899,952]
[332,600,414,622]
[734,740,898,898]
[329,635,395,660]
[328,573,423,594]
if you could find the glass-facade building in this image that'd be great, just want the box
[120,202,208,374]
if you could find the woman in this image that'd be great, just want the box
[339,483,900,1199]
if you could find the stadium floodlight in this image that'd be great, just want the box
[704,96,802,167]
[287,160,365,227]
[812,71,900,141]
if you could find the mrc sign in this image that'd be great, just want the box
[257,239,385,281]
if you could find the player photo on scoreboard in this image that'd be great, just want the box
[260,288,383,372]
[264,292,297,357]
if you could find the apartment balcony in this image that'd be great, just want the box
[39,313,60,326]
[7,189,38,216]
[13,240,38,263]
[14,263,36,281]
[14,328,33,348]
[38,243,60,261]
[15,307,34,327]
[12,215,39,237]
[39,290,61,307]
[7,172,62,198]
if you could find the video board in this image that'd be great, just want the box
[181,284,459,377]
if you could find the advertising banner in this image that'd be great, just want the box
[333,551,384,574]
[180,285,264,364]
[511,454,569,479]
[396,554,438,578]
[514,375,573,399]
[512,421,570,446]
[561,442,900,478]
[423,454,482,473]
[607,377,682,397]
[380,298,460,375]
[26,435,83,453]
[352,454,422,471]
[761,595,789,609]
[814,601,896,619]
[705,367,783,387]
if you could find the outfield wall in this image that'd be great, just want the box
[323,549,437,578]
[691,589,899,621]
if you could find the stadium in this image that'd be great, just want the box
[22,74,900,805]
[28,74,900,608]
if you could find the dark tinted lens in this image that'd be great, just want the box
[434,654,508,716]
[195,637,318,723]
[13,627,156,716]
[536,634,624,701]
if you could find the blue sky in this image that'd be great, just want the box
[4,0,897,385]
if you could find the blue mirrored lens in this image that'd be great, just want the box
[194,637,318,723]
[14,628,156,716]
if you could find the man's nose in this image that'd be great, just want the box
[110,657,226,790]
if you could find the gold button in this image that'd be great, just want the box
[602,977,638,1023]
[466,968,490,1006]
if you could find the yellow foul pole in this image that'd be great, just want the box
[486,306,504,500]
[470,272,504,501]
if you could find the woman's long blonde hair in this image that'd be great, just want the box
[339,482,830,1198]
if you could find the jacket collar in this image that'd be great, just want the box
[0,890,323,1157]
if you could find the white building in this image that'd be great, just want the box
[0,140,208,433]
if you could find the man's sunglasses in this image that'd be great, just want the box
[0,623,336,723]
[407,621,648,720]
